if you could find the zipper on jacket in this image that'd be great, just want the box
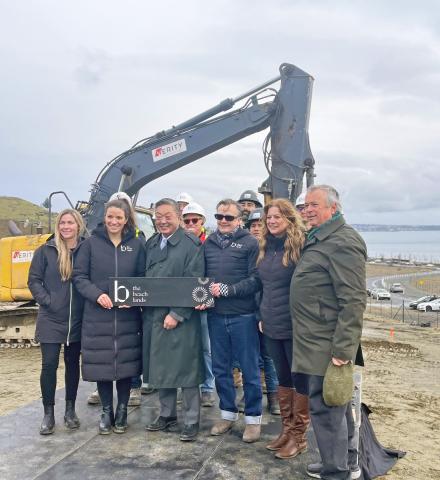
[66,282,73,346]
[114,244,119,379]
[66,255,74,346]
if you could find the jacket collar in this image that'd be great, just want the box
[306,214,345,245]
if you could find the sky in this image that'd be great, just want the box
[1,0,439,225]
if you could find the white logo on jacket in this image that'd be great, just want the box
[230,242,243,249]
[120,245,133,252]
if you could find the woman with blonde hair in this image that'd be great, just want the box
[28,209,86,435]
[256,198,310,459]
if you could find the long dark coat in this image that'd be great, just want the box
[290,215,367,376]
[28,236,84,344]
[142,227,205,388]
[73,225,146,382]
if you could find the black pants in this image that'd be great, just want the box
[97,378,131,407]
[308,374,351,480]
[263,336,293,387]
[40,342,81,406]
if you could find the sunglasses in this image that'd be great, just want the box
[183,218,201,225]
[214,214,238,222]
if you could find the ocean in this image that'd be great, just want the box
[358,230,440,263]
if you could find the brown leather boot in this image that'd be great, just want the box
[292,390,310,453]
[275,390,309,459]
[266,386,293,451]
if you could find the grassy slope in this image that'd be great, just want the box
[0,196,55,238]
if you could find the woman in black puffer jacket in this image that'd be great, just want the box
[73,199,146,435]
[256,198,309,460]
[28,208,85,435]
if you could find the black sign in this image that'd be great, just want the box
[110,277,215,307]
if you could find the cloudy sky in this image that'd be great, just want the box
[1,0,439,225]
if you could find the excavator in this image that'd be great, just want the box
[0,62,315,347]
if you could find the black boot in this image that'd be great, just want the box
[99,404,114,435]
[40,405,55,435]
[64,400,80,429]
[113,403,128,434]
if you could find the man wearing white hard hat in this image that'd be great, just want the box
[182,202,214,407]
[295,193,309,229]
[176,192,193,213]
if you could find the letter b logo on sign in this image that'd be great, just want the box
[114,280,130,303]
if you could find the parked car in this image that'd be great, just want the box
[389,283,404,293]
[409,295,438,309]
[372,289,391,300]
[417,298,440,312]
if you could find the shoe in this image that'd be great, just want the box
[210,419,235,436]
[242,424,261,443]
[87,389,101,405]
[128,388,141,406]
[306,462,361,479]
[267,391,281,415]
[266,386,292,451]
[40,405,55,435]
[179,423,199,441]
[306,462,322,478]
[146,415,178,431]
[98,405,115,435]
[233,368,243,388]
[237,394,245,413]
[201,391,215,407]
[64,400,80,429]
[141,384,156,395]
[113,403,128,433]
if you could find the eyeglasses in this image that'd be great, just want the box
[296,206,305,212]
[183,218,201,225]
[214,214,238,222]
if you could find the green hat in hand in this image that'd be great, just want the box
[323,361,354,407]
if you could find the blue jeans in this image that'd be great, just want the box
[200,312,215,393]
[208,312,262,423]
[130,376,142,389]
[259,331,279,393]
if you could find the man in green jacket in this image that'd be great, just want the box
[290,185,366,480]
[143,198,205,442]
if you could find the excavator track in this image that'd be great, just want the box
[0,302,39,348]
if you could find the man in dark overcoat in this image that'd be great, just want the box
[143,198,205,442]
[290,185,367,480]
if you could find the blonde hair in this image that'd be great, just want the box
[54,209,85,281]
[257,199,305,267]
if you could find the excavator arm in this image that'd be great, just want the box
[83,63,314,230]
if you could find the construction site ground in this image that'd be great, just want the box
[1,264,440,479]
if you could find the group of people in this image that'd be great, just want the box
[28,184,367,480]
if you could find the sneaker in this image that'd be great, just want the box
[128,388,141,406]
[306,463,322,479]
[141,383,156,395]
[87,389,101,405]
[306,462,361,480]
[201,391,215,407]
[242,424,261,443]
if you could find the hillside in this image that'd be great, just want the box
[0,197,55,238]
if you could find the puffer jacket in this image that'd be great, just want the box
[73,225,146,382]
[257,234,295,339]
[28,236,84,344]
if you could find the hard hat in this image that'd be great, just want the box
[237,190,262,207]
[109,191,133,206]
[182,202,206,218]
[246,208,264,227]
[295,193,306,207]
[176,192,193,204]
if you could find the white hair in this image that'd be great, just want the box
[307,184,342,212]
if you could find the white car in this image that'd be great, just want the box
[389,283,404,293]
[372,289,391,300]
[417,298,440,312]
